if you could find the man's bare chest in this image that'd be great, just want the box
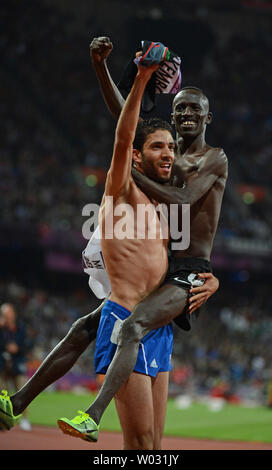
[172,156,204,187]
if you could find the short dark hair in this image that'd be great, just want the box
[177,86,209,109]
[181,86,204,94]
[133,118,174,152]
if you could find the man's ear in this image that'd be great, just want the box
[206,111,213,125]
[132,149,143,168]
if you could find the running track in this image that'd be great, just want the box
[1,425,272,450]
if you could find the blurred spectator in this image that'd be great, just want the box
[0,303,34,430]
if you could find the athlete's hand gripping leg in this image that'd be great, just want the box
[189,273,219,313]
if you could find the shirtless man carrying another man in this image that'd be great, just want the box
[57,39,228,448]
[0,40,226,451]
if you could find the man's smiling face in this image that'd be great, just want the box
[133,129,175,183]
[172,89,212,138]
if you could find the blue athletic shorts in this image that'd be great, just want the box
[94,300,173,378]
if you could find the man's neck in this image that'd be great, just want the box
[178,133,207,156]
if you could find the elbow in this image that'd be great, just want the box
[115,131,134,147]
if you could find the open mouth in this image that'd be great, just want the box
[159,162,172,172]
[181,120,197,128]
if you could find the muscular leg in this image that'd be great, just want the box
[114,371,168,450]
[11,301,105,416]
[86,284,187,424]
[13,375,30,421]
[152,371,169,450]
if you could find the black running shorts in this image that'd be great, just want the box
[163,257,212,331]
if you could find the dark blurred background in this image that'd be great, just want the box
[1,0,272,404]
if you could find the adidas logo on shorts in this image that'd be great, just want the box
[150,359,158,368]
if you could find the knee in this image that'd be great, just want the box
[118,317,144,347]
[124,427,154,450]
[66,316,90,347]
[66,309,100,350]
[135,428,154,450]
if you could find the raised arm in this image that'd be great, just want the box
[105,60,158,196]
[90,36,125,120]
[132,149,228,207]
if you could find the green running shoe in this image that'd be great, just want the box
[0,390,22,430]
[57,410,99,442]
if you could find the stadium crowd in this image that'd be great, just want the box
[0,278,271,405]
[1,0,271,245]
